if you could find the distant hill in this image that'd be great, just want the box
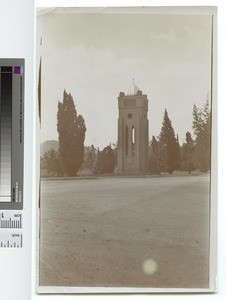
[41,140,95,157]
[41,140,59,156]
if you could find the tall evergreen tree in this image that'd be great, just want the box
[159,109,180,174]
[181,132,195,173]
[149,136,161,174]
[57,90,86,176]
[192,98,211,172]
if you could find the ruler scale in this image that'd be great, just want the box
[0,230,23,248]
[0,212,22,229]
[0,59,24,248]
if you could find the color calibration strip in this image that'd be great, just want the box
[0,59,24,210]
[0,67,12,202]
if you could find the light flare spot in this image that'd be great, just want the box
[143,259,158,275]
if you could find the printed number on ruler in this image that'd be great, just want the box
[0,211,22,228]
[0,211,23,248]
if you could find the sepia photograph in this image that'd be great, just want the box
[37,7,217,292]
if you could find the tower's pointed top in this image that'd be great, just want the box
[127,79,141,96]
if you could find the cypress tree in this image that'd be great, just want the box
[159,109,180,174]
[149,136,161,174]
[181,132,195,173]
[192,99,211,172]
[57,90,86,176]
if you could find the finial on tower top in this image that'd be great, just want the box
[127,78,141,95]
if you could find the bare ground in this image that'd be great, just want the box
[39,174,210,288]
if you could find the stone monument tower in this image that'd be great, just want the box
[117,82,149,174]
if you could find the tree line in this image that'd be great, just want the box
[41,90,211,177]
[41,90,116,177]
[149,98,210,174]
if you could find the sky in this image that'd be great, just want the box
[37,8,212,149]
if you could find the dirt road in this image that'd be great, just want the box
[39,174,210,288]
